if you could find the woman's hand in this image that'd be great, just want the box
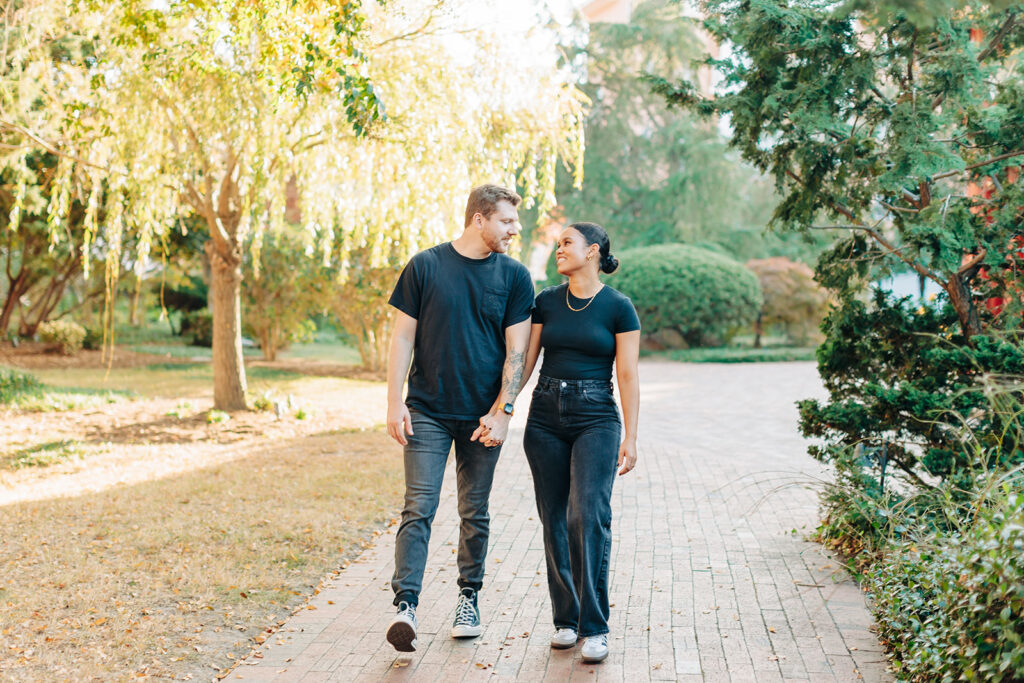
[617,438,637,475]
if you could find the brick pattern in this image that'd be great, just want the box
[235,361,891,682]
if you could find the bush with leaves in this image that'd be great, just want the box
[869,487,1024,681]
[180,310,213,348]
[800,290,1024,503]
[613,244,762,347]
[37,320,86,355]
[241,230,330,361]
[330,248,400,372]
[745,257,828,347]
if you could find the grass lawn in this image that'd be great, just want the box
[653,346,818,363]
[0,429,403,680]
[1,327,397,679]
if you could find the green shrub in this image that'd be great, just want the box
[613,244,763,347]
[180,309,213,347]
[800,292,1024,500]
[243,228,330,362]
[37,320,86,355]
[0,366,43,404]
[870,490,1024,681]
[82,326,104,351]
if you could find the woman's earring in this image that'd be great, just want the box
[586,254,593,261]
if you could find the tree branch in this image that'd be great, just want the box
[878,199,920,214]
[0,120,109,171]
[932,12,1018,109]
[810,224,944,285]
[932,150,1024,181]
[977,12,1018,63]
[958,248,987,275]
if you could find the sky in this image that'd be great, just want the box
[438,0,586,67]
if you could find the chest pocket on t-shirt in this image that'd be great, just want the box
[481,288,505,323]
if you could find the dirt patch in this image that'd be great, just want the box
[0,342,194,370]
[246,358,384,382]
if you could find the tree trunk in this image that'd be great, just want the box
[129,275,142,326]
[946,273,982,340]
[207,240,248,410]
[753,312,763,349]
[0,270,30,336]
[260,328,276,361]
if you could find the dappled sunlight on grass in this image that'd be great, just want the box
[0,429,403,680]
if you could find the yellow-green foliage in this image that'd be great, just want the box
[37,320,86,355]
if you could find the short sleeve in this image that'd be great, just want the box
[503,266,535,328]
[388,257,422,319]
[615,296,641,333]
[531,287,551,324]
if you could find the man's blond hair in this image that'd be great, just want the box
[464,184,522,228]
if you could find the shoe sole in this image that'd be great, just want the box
[386,621,417,652]
[551,640,576,649]
[451,625,482,638]
[581,650,608,663]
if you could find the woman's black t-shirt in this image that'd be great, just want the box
[532,283,641,380]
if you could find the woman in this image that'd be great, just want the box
[521,222,640,663]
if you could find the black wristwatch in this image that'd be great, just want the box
[501,402,514,417]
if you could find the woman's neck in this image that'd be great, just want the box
[567,270,602,298]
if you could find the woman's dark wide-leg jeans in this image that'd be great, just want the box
[523,376,621,638]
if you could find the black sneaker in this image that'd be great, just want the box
[450,588,482,638]
[386,601,418,652]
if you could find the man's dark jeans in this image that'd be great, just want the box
[523,376,621,638]
[391,408,501,607]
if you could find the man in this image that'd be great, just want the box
[384,184,534,652]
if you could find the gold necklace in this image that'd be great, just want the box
[566,284,602,312]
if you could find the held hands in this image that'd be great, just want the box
[617,438,638,475]
[387,401,414,445]
[471,411,510,448]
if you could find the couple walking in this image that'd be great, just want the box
[384,184,641,663]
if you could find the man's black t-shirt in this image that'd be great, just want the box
[389,242,535,420]
[532,283,641,380]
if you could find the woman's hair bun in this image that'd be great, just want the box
[601,253,619,274]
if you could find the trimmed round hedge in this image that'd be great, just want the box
[613,244,763,347]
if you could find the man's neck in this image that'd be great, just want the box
[451,231,493,260]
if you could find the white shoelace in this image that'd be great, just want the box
[454,594,477,624]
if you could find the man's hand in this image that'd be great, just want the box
[387,401,414,445]
[471,411,511,448]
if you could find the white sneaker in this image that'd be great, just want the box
[386,601,418,652]
[580,634,608,663]
[550,628,577,649]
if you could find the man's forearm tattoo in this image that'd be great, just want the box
[502,348,526,399]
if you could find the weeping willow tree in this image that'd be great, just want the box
[3,0,585,408]
[321,3,587,370]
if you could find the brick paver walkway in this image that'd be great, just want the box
[235,361,891,682]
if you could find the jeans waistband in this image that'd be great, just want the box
[537,375,613,391]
